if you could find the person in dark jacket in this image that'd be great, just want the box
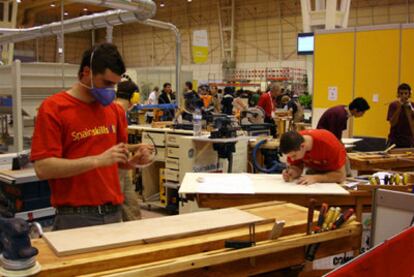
[317,97,370,140]
[158,82,174,121]
[182,81,203,121]
[221,86,235,115]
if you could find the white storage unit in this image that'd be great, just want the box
[128,125,248,213]
[0,61,78,152]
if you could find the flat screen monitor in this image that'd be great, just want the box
[297,32,314,55]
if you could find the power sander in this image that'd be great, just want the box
[0,217,42,277]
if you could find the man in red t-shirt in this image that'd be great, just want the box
[257,84,281,137]
[279,129,346,185]
[31,43,153,230]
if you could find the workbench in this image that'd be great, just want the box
[179,173,371,222]
[348,148,414,174]
[33,202,361,277]
[187,191,371,222]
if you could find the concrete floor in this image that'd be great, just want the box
[139,203,169,219]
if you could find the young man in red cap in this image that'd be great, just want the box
[279,129,346,185]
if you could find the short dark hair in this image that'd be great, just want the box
[185,81,193,90]
[199,84,209,92]
[224,86,235,95]
[78,43,125,79]
[163,82,172,89]
[279,131,305,154]
[116,74,139,101]
[349,97,370,112]
[398,83,411,93]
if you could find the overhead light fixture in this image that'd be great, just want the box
[188,0,192,2]
[160,2,165,7]
[50,3,56,7]
[83,8,88,12]
[16,0,21,3]
[64,11,69,16]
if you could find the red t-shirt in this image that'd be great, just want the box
[257,92,274,118]
[287,129,346,171]
[30,92,127,207]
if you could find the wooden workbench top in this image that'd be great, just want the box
[33,202,311,276]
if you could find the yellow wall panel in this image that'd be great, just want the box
[313,32,355,109]
[353,29,400,138]
[400,28,414,87]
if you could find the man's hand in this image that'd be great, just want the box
[282,166,301,182]
[128,144,140,152]
[94,143,129,167]
[399,96,410,106]
[128,144,155,167]
[296,175,319,185]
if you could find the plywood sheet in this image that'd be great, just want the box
[179,173,349,195]
[43,208,267,257]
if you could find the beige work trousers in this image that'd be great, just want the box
[119,168,142,221]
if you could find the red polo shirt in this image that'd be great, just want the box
[288,129,346,171]
[257,92,274,118]
[31,92,127,207]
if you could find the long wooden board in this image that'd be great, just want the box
[43,208,269,257]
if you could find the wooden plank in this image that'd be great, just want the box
[43,208,269,257]
[195,192,371,209]
[79,224,361,277]
[35,203,310,277]
[194,192,372,223]
[357,184,414,193]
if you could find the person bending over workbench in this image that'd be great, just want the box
[387,83,414,148]
[317,97,370,140]
[279,130,347,185]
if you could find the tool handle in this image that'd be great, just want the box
[307,199,316,235]
[333,209,354,229]
[317,203,328,227]
[305,243,320,261]
[384,144,396,153]
[225,240,254,249]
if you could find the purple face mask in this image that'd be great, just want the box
[78,81,116,107]
[90,87,116,106]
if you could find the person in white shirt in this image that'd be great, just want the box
[145,86,159,123]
